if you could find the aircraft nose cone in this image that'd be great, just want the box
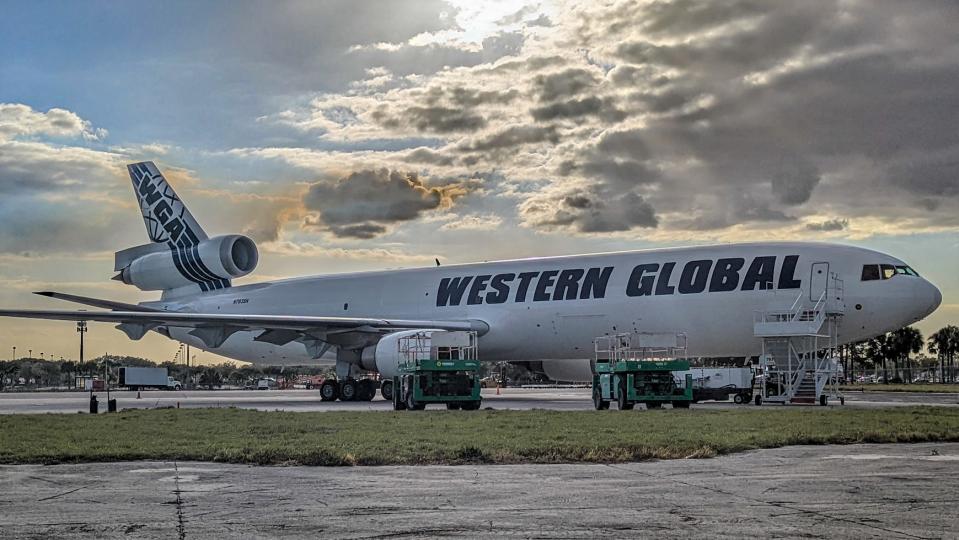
[915,279,943,320]
[928,281,943,313]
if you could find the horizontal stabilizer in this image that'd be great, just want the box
[34,291,157,312]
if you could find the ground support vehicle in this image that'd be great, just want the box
[392,331,482,411]
[593,360,693,410]
[592,333,693,410]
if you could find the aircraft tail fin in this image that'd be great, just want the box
[123,161,235,294]
[127,161,208,244]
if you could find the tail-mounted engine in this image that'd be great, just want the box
[114,234,258,292]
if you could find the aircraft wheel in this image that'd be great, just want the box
[319,380,339,401]
[733,393,745,405]
[339,379,358,402]
[754,394,763,406]
[405,392,424,410]
[840,396,845,406]
[820,394,828,407]
[380,380,394,401]
[593,388,609,410]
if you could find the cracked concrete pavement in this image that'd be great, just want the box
[1,442,957,539]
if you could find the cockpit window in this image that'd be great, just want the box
[862,263,919,281]
[896,265,919,276]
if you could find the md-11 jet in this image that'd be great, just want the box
[0,162,942,400]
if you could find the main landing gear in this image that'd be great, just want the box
[318,378,378,402]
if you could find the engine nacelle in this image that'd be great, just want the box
[117,234,258,291]
[531,359,594,383]
[360,329,444,378]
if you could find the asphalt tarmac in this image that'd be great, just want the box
[0,387,956,414]
[1,442,956,539]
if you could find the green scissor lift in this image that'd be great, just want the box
[592,333,693,410]
[393,331,482,411]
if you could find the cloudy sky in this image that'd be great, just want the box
[0,0,956,364]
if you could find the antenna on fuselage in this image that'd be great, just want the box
[435,258,441,267]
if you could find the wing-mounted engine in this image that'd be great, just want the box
[518,359,595,383]
[114,234,258,293]
[358,329,445,378]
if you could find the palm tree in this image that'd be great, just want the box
[865,334,892,383]
[928,326,959,383]
[888,327,923,383]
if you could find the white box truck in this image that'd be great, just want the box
[118,367,182,391]
[674,367,755,404]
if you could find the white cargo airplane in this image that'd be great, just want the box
[0,162,943,401]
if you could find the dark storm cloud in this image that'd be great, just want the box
[560,157,660,188]
[770,157,821,205]
[521,189,658,233]
[533,68,598,102]
[330,223,389,239]
[303,168,473,238]
[396,106,486,133]
[806,218,849,232]
[530,96,626,122]
[403,147,455,166]
[458,125,559,153]
[447,88,520,108]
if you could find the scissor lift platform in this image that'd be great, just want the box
[592,333,693,410]
[392,331,482,411]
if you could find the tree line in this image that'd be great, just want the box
[0,354,332,391]
[838,325,959,383]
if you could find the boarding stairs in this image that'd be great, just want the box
[754,273,844,406]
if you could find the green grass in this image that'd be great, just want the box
[853,384,959,393]
[1,407,958,466]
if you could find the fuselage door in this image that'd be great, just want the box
[810,262,829,301]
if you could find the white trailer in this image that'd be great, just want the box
[118,367,182,390]
[674,367,755,404]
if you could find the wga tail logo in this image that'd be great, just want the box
[129,163,190,244]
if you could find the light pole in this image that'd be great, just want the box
[76,321,87,365]
[28,349,32,360]
[12,346,15,361]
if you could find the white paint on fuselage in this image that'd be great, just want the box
[157,242,942,367]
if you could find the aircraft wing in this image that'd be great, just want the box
[0,309,488,352]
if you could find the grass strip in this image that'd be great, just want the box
[1,407,958,466]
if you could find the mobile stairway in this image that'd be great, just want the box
[753,271,845,406]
